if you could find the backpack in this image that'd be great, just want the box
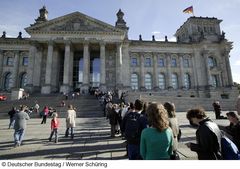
[221,135,240,160]
[124,112,141,143]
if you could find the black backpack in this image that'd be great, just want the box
[125,112,141,143]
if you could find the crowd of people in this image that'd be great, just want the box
[6,91,240,160]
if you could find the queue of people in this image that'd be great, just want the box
[5,91,240,160]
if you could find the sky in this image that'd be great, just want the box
[0,0,239,83]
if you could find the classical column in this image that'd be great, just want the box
[100,42,106,90]
[82,42,90,91]
[179,55,185,88]
[153,53,158,89]
[0,50,3,88]
[41,41,54,94]
[166,54,172,89]
[60,41,71,94]
[140,53,145,90]
[224,52,233,86]
[33,47,43,90]
[12,51,20,88]
[116,43,123,88]
[191,56,198,88]
[204,54,211,86]
[27,45,37,91]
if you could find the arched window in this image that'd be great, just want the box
[158,73,166,89]
[4,72,13,90]
[208,57,217,68]
[184,73,191,89]
[171,73,178,89]
[131,73,139,90]
[20,73,28,88]
[145,73,152,90]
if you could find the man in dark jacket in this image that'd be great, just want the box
[8,107,17,129]
[186,108,222,160]
[121,99,148,160]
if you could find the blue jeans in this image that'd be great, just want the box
[49,129,58,143]
[14,128,25,145]
[128,144,142,160]
[65,127,74,138]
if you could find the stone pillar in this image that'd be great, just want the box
[191,56,198,88]
[82,42,90,92]
[116,43,123,88]
[41,41,54,94]
[153,53,158,89]
[26,45,37,92]
[100,42,106,91]
[140,53,145,90]
[204,54,211,86]
[12,51,20,88]
[33,47,43,91]
[0,50,3,88]
[224,52,233,86]
[60,41,71,94]
[166,54,172,88]
[179,55,185,88]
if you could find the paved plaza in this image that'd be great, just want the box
[0,108,231,160]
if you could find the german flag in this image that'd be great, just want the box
[183,6,193,14]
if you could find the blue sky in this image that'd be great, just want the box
[0,0,239,83]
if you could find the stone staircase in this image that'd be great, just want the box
[0,94,103,118]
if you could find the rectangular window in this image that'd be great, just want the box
[171,58,177,67]
[22,57,29,66]
[131,58,138,66]
[158,58,164,67]
[183,59,190,68]
[6,57,14,66]
[145,58,151,67]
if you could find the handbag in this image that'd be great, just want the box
[170,151,180,160]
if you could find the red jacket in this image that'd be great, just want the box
[51,118,59,129]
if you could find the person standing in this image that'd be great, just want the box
[49,113,60,143]
[8,107,17,129]
[65,105,76,139]
[13,105,30,147]
[164,102,180,154]
[122,99,148,160]
[225,111,240,150]
[41,106,49,124]
[140,103,173,160]
[186,108,222,160]
[236,96,240,116]
[34,101,40,114]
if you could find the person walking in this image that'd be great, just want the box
[185,108,222,160]
[8,107,17,129]
[41,106,49,124]
[34,101,40,114]
[65,105,76,139]
[49,113,60,143]
[13,105,30,147]
[140,103,173,160]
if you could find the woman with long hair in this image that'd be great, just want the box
[140,103,173,160]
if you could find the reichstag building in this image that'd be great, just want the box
[0,6,237,99]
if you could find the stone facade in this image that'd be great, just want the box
[0,7,238,99]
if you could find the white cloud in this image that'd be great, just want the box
[234,60,240,66]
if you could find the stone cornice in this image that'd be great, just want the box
[26,12,125,34]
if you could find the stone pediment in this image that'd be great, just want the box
[25,12,123,34]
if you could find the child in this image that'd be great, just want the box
[49,113,59,143]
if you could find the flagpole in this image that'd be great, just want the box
[192,5,195,16]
